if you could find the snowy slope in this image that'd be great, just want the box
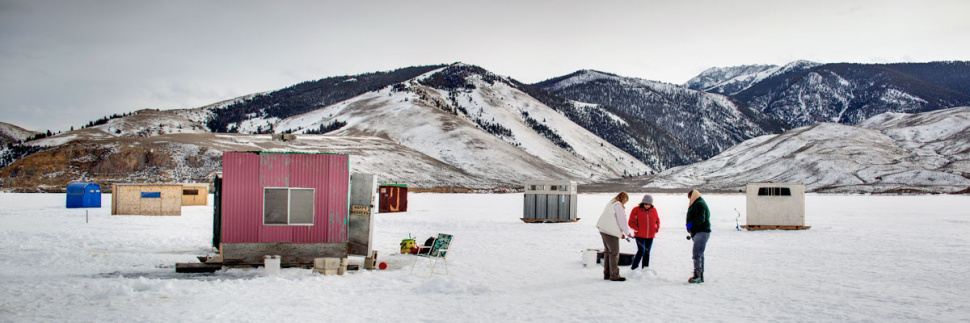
[25,109,210,147]
[733,61,970,128]
[170,92,266,127]
[0,121,38,145]
[684,61,819,95]
[2,193,969,321]
[536,70,784,165]
[6,65,648,189]
[640,107,970,193]
[0,132,500,190]
[274,65,651,182]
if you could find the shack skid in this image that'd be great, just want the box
[742,225,811,230]
[175,256,223,273]
[520,218,581,223]
[174,261,324,273]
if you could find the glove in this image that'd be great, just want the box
[686,222,693,231]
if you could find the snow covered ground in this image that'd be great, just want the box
[1,192,968,322]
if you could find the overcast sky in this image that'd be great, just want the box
[2,0,968,132]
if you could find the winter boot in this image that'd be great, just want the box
[688,270,704,284]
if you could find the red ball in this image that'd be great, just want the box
[378,262,388,270]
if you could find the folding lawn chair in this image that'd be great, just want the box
[410,233,453,277]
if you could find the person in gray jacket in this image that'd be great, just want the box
[596,192,633,281]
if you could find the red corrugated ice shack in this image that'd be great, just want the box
[378,183,408,213]
[217,151,357,265]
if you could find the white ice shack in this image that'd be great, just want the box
[744,183,809,230]
[522,180,578,223]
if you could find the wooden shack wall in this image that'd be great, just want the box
[181,184,209,206]
[111,184,182,216]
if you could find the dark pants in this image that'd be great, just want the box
[692,232,710,273]
[631,237,654,269]
[600,232,621,279]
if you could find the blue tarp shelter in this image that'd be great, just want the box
[66,182,101,208]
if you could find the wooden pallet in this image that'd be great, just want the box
[742,225,811,231]
[520,218,581,223]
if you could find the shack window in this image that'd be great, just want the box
[263,187,315,226]
[183,189,199,195]
[141,192,161,198]
[529,185,545,191]
[757,187,792,196]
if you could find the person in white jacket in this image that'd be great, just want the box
[596,192,633,281]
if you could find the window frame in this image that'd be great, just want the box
[140,192,161,198]
[262,187,315,226]
[757,187,792,196]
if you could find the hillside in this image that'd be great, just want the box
[684,61,819,95]
[728,61,970,128]
[634,106,970,193]
[270,64,651,181]
[535,70,784,168]
[4,64,651,191]
[2,133,494,191]
[0,122,38,146]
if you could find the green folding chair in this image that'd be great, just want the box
[410,233,453,277]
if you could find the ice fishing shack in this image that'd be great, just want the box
[180,183,209,206]
[378,183,408,213]
[213,151,377,266]
[111,183,183,215]
[66,182,101,208]
[744,182,809,230]
[522,180,578,223]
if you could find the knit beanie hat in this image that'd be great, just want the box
[641,194,653,205]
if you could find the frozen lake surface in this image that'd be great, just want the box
[1,192,968,322]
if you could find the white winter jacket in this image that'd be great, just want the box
[596,201,632,238]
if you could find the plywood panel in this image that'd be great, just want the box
[180,184,209,206]
[111,184,182,216]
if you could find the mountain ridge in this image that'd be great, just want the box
[635,106,970,193]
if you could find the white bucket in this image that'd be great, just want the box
[582,249,598,267]
[264,255,281,276]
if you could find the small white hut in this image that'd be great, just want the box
[744,182,809,230]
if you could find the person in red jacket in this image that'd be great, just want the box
[628,194,660,270]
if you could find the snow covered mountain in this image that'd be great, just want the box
[5,64,650,191]
[0,122,38,146]
[638,106,970,193]
[698,61,970,129]
[271,65,650,182]
[1,133,497,191]
[684,61,819,95]
[534,70,784,169]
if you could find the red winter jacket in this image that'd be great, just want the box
[628,205,660,239]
